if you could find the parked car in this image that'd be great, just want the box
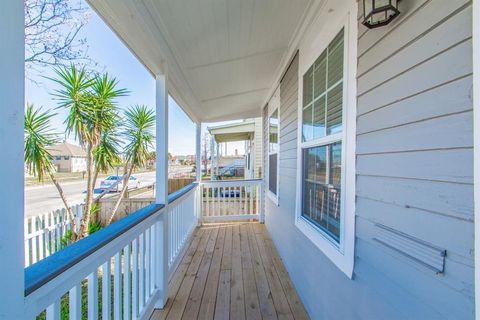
[99,175,140,192]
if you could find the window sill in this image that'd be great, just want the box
[267,190,279,206]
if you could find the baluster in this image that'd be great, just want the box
[145,227,151,297]
[114,252,122,319]
[24,219,30,267]
[46,300,60,320]
[69,284,82,320]
[250,185,254,215]
[132,238,139,319]
[31,223,38,264]
[150,225,155,294]
[88,270,99,319]
[239,186,243,216]
[102,260,111,320]
[139,232,145,308]
[256,184,260,215]
[124,244,131,320]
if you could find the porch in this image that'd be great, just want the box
[151,222,308,320]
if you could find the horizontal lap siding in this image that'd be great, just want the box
[356,0,474,319]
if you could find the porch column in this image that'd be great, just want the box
[196,123,201,182]
[155,72,169,308]
[210,137,215,180]
[473,0,480,317]
[0,1,25,318]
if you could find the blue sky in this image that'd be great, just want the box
[25,2,244,156]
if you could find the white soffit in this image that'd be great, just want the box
[88,0,313,122]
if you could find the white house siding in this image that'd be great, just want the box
[263,0,474,319]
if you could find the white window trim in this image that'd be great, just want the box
[295,7,357,278]
[267,88,281,205]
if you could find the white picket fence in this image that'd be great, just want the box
[24,204,83,267]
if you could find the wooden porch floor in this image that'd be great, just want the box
[150,222,309,320]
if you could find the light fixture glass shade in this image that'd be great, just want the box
[363,0,400,29]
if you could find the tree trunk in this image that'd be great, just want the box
[107,165,134,225]
[79,143,94,238]
[49,172,77,241]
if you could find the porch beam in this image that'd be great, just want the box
[155,73,169,308]
[0,1,25,318]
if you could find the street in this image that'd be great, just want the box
[25,171,157,217]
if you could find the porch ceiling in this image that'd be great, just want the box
[87,0,313,122]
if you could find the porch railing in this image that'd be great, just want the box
[200,179,263,222]
[24,183,199,320]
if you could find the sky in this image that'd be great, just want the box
[25,1,244,156]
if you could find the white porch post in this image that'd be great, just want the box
[473,0,480,317]
[0,1,25,319]
[155,73,169,308]
[196,123,201,182]
[210,137,215,180]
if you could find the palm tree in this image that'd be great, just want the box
[51,65,127,238]
[24,104,77,240]
[107,105,155,225]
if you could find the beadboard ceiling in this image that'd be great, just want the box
[88,0,313,122]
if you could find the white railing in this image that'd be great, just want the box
[200,179,263,222]
[24,183,199,320]
[167,185,198,274]
[24,204,83,267]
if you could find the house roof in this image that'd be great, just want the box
[208,120,255,143]
[47,142,87,157]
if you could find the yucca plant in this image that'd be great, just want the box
[107,105,155,225]
[24,104,77,240]
[51,65,127,238]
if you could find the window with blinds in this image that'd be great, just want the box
[301,29,344,244]
[268,109,279,196]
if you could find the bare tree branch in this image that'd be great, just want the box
[24,0,97,78]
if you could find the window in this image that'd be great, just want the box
[301,29,344,244]
[268,108,279,197]
[55,156,61,161]
[64,156,70,160]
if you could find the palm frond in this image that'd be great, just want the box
[24,104,59,181]
[123,105,156,169]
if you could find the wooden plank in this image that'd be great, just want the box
[240,224,261,320]
[214,270,231,320]
[182,227,219,319]
[198,226,227,320]
[165,228,213,320]
[262,235,309,320]
[221,225,233,271]
[253,224,293,320]
[247,224,277,320]
[151,228,206,320]
[230,224,246,320]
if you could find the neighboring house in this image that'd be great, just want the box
[208,118,263,179]
[47,142,87,173]
[3,1,480,320]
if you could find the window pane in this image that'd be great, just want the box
[269,153,277,195]
[303,66,314,107]
[327,30,344,87]
[302,29,344,142]
[313,52,327,99]
[302,143,342,243]
[302,105,313,142]
[313,96,326,139]
[326,83,343,135]
[269,109,279,152]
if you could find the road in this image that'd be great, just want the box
[25,171,157,217]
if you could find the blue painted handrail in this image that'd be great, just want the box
[167,182,198,203]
